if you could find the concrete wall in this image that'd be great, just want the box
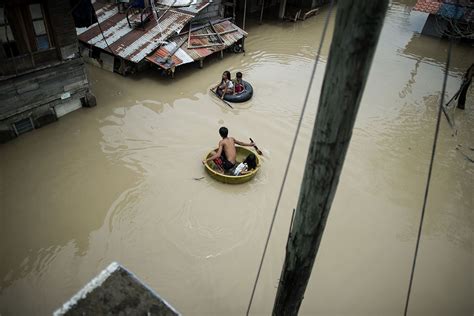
[193,0,224,21]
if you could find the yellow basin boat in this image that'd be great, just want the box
[203,146,261,184]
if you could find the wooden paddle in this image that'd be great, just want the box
[249,138,263,156]
[210,88,233,109]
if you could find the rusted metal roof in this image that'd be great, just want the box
[412,0,442,14]
[76,1,210,63]
[146,20,247,70]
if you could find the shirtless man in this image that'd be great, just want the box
[202,127,255,171]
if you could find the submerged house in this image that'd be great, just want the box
[0,0,96,143]
[77,0,331,77]
[412,0,474,39]
[78,0,247,76]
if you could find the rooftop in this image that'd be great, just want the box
[412,0,474,22]
[77,1,210,63]
[147,19,247,70]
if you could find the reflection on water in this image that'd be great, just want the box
[1,1,473,315]
[399,59,420,99]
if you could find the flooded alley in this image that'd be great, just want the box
[1,1,473,315]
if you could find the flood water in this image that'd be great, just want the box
[1,1,473,315]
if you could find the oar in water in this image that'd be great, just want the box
[210,88,233,109]
[249,138,263,156]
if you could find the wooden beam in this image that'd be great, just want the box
[208,20,225,45]
[272,1,389,315]
[187,21,233,49]
[233,0,236,22]
[187,22,193,50]
[187,43,223,49]
[190,29,239,37]
[242,0,248,52]
[300,8,319,21]
[278,0,287,19]
[186,18,233,33]
[243,0,247,30]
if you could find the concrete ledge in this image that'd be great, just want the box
[54,262,180,316]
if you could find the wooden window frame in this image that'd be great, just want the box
[27,3,54,51]
[0,2,55,59]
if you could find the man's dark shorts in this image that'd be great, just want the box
[214,155,235,171]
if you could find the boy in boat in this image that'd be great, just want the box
[233,71,245,94]
[213,71,234,99]
[202,126,255,172]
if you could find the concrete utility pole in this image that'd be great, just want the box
[272,1,389,315]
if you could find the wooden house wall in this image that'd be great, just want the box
[0,1,92,142]
[0,58,89,121]
[46,0,80,59]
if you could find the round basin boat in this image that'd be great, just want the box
[203,146,260,184]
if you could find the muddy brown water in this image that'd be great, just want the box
[1,1,473,315]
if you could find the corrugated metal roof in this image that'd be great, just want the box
[146,20,247,70]
[77,1,210,63]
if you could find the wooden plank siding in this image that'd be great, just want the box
[0,49,59,76]
[0,58,89,121]
[0,0,94,142]
[47,0,77,48]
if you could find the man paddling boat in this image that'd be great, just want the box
[202,127,255,172]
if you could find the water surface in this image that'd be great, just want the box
[1,1,473,315]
